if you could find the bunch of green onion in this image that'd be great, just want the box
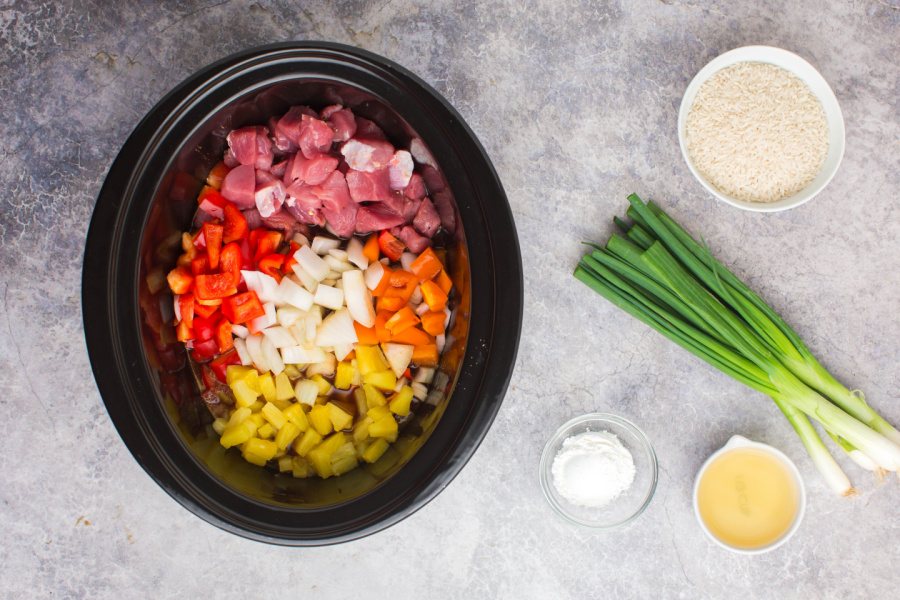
[575,194,900,496]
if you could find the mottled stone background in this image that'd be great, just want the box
[1,1,899,598]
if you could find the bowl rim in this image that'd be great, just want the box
[677,45,846,213]
[538,413,658,530]
[82,41,523,545]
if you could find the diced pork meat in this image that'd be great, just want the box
[255,171,286,218]
[432,189,456,234]
[224,149,240,168]
[388,150,414,190]
[355,206,406,234]
[276,106,318,147]
[270,114,296,154]
[286,182,323,212]
[260,208,300,234]
[321,199,359,238]
[284,201,326,227]
[403,173,427,200]
[226,126,272,171]
[219,164,257,209]
[402,198,422,223]
[413,197,441,238]
[354,117,387,141]
[326,108,357,142]
[298,115,334,159]
[320,105,343,120]
[287,152,338,186]
[241,207,263,231]
[398,225,433,253]
[340,139,394,172]
[282,154,296,185]
[270,158,288,179]
[193,207,214,230]
[311,170,351,213]
[419,164,445,194]
[346,169,394,203]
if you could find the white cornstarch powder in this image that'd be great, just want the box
[551,431,636,508]
[686,61,829,203]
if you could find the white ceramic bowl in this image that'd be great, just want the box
[678,46,845,212]
[692,435,807,554]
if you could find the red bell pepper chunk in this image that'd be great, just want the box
[190,337,219,362]
[191,254,212,276]
[206,162,231,191]
[223,202,249,244]
[202,222,224,270]
[167,266,194,295]
[194,272,237,300]
[221,291,265,324]
[178,293,194,329]
[209,349,241,383]
[219,242,242,287]
[239,238,254,271]
[215,318,234,354]
[197,185,229,219]
[254,231,284,264]
[378,230,405,262]
[192,314,219,341]
[193,303,220,320]
[258,253,286,283]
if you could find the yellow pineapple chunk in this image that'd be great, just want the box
[226,407,252,429]
[366,405,391,423]
[364,384,386,408]
[257,423,275,440]
[247,399,265,413]
[362,438,390,463]
[293,429,322,457]
[211,417,229,436]
[278,456,293,473]
[258,373,277,403]
[291,456,311,478]
[270,398,292,411]
[274,422,301,450]
[356,345,389,376]
[283,364,302,379]
[274,372,295,402]
[231,380,259,408]
[308,432,347,478]
[389,386,414,416]
[261,402,287,430]
[226,365,255,385]
[368,414,398,438]
[310,374,333,396]
[248,413,266,428]
[352,417,371,443]
[242,438,278,466]
[282,403,309,432]
[363,369,397,392]
[219,419,258,448]
[309,404,333,435]
[328,403,353,431]
[334,361,355,390]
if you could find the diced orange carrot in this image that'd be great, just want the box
[420,280,448,311]
[376,295,406,312]
[385,307,420,335]
[411,344,439,367]
[344,350,356,361]
[409,247,443,282]
[363,234,381,263]
[354,321,378,346]
[374,311,393,343]
[391,326,432,346]
[434,270,453,295]
[420,311,446,336]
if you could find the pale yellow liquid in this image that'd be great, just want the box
[696,448,799,550]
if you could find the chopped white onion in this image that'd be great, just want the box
[295,245,330,281]
[173,294,182,321]
[410,284,423,305]
[290,264,318,293]
[276,306,305,328]
[333,343,355,362]
[346,236,368,270]
[414,302,430,316]
[291,232,309,246]
[314,284,344,311]
[159,293,174,324]
[315,308,358,347]
[444,307,452,329]
[248,301,277,334]
[343,270,376,327]
[282,345,326,366]
[436,333,446,353]
[400,252,417,271]
[242,270,281,305]
[245,334,271,373]
[307,352,337,378]
[324,255,354,273]
[307,305,323,325]
[411,381,428,401]
[311,236,340,255]
[233,337,252,366]
[277,276,314,311]
[261,325,298,348]
[231,323,250,339]
[413,367,435,384]
[261,335,284,375]
[365,262,385,291]
[328,248,349,261]
[381,343,414,378]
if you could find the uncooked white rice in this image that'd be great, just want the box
[685,62,829,203]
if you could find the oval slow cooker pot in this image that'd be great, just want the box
[82,42,522,545]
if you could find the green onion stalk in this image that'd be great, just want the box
[575,194,900,495]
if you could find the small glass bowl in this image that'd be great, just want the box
[539,413,658,529]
